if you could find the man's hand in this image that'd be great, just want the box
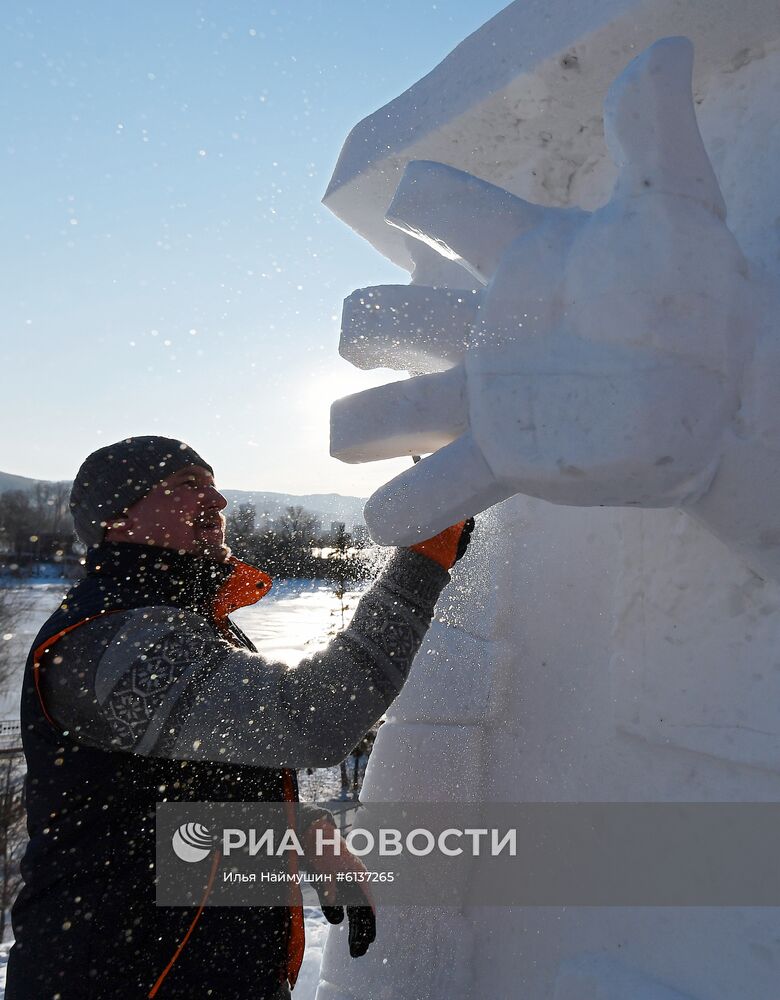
[331,37,757,545]
[303,818,377,958]
[319,902,376,959]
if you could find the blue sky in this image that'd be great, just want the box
[1,1,506,495]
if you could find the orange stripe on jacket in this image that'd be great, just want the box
[282,768,306,989]
[32,611,122,727]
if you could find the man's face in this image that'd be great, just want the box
[107,464,230,562]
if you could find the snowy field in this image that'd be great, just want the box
[0,575,368,998]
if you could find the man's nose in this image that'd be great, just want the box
[204,485,228,510]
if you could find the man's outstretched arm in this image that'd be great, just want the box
[152,548,448,767]
[40,543,463,769]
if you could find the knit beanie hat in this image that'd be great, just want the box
[69,436,214,548]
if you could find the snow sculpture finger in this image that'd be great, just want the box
[330,366,468,463]
[340,286,477,373]
[331,36,759,547]
[364,433,508,543]
[384,160,563,283]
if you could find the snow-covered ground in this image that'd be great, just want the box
[232,577,363,667]
[0,575,368,998]
[0,583,64,719]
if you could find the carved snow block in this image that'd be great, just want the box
[324,0,780,267]
[320,1,780,998]
[318,906,477,1000]
[554,955,697,1000]
[359,721,484,802]
[433,507,511,645]
[316,981,361,1000]
[388,624,503,727]
[611,508,780,770]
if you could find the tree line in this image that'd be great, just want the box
[0,486,373,586]
[225,503,373,585]
[0,483,75,562]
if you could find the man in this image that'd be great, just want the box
[7,436,472,999]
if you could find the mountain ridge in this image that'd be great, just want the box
[0,471,367,527]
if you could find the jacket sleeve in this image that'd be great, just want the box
[39,549,449,769]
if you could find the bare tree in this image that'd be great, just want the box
[0,582,37,941]
[0,588,31,694]
[0,754,26,941]
[0,492,35,557]
[275,506,319,545]
[225,503,257,557]
[49,481,72,537]
[29,481,74,554]
[327,524,371,629]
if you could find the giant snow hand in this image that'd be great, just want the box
[331,37,756,545]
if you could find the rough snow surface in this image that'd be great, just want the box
[321,1,780,997]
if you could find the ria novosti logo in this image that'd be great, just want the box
[172,822,213,863]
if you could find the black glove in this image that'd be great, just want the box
[321,903,376,958]
[303,814,377,958]
[455,517,475,563]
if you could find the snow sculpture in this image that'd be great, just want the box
[318,3,780,998]
[333,36,780,581]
